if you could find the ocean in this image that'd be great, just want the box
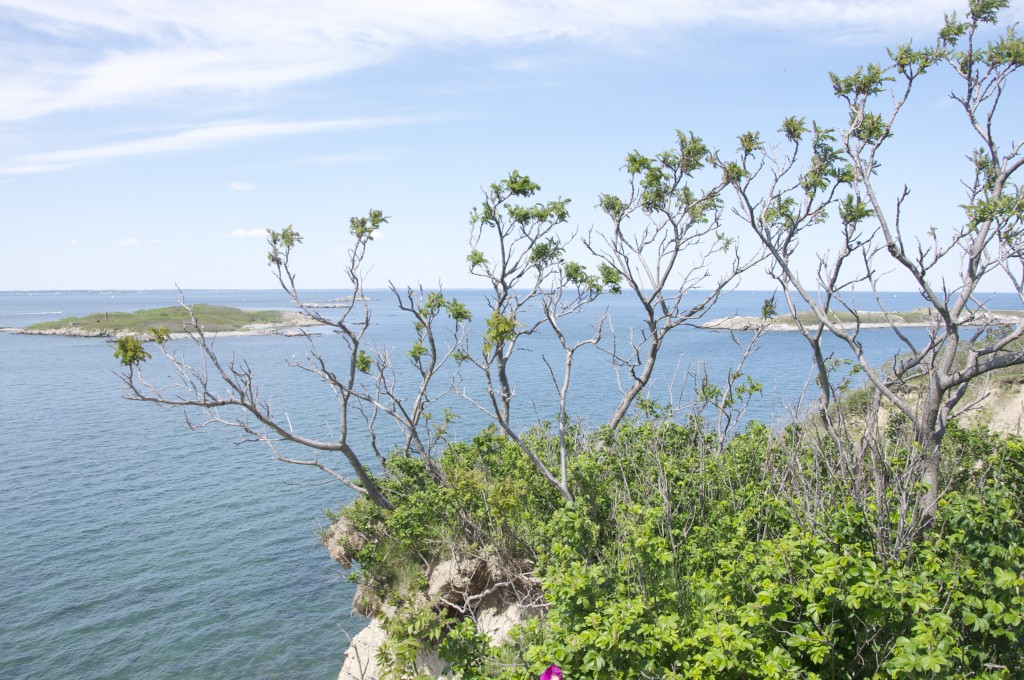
[2,288,1018,679]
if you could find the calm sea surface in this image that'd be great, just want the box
[2,289,1020,679]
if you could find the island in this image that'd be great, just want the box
[0,304,324,338]
[699,307,1024,331]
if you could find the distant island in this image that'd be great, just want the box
[1,304,323,338]
[700,307,1024,331]
[302,295,375,308]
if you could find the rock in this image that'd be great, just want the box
[324,516,368,569]
[338,619,386,680]
[427,558,489,603]
[475,602,527,642]
[338,619,447,680]
[331,548,538,678]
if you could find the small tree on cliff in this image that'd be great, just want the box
[119,214,477,511]
[464,171,606,501]
[589,131,766,429]
[726,0,1024,519]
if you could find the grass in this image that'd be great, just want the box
[26,304,298,334]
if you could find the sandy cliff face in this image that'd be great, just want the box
[324,520,533,680]
[958,381,1024,434]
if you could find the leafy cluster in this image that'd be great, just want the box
[334,420,1024,679]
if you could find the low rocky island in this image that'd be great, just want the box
[0,304,324,338]
[699,307,1024,332]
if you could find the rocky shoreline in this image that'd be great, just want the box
[0,313,327,339]
[699,312,1024,332]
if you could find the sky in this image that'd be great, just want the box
[2,0,1021,291]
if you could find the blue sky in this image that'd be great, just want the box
[2,0,1020,291]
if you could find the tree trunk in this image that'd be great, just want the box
[914,394,945,520]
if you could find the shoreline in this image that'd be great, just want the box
[0,320,329,339]
[699,313,1024,332]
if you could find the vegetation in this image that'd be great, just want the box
[342,420,1024,678]
[28,304,299,335]
[113,2,1024,677]
[728,0,1024,517]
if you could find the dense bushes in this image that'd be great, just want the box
[336,419,1024,678]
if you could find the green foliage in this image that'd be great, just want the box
[801,124,845,194]
[721,160,747,185]
[342,421,1024,679]
[350,209,389,240]
[829,63,892,98]
[780,116,808,143]
[471,171,570,232]
[36,304,290,335]
[467,249,488,268]
[838,194,874,226]
[598,193,626,220]
[267,225,301,265]
[530,238,564,267]
[738,130,763,155]
[444,298,472,323]
[561,261,622,295]
[598,263,623,294]
[407,342,428,360]
[482,311,521,356]
[355,349,373,374]
[114,335,151,367]
[969,0,1009,25]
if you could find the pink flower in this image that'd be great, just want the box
[540,665,563,680]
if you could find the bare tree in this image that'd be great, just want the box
[465,171,612,500]
[588,131,766,428]
[730,0,1024,517]
[118,212,472,510]
[466,171,571,424]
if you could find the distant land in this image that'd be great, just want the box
[0,304,322,338]
[700,308,1024,332]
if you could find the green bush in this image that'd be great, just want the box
[335,420,1024,679]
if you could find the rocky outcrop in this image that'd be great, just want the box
[324,516,368,569]
[339,620,447,680]
[324,519,536,680]
[0,326,112,337]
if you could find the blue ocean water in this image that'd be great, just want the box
[1,288,1020,679]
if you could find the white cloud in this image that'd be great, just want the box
[229,181,255,191]
[0,1,991,125]
[119,237,141,246]
[0,115,431,174]
[227,228,267,239]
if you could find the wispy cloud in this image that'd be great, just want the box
[227,228,267,239]
[229,181,255,191]
[119,237,141,246]
[0,1,987,125]
[0,115,432,174]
